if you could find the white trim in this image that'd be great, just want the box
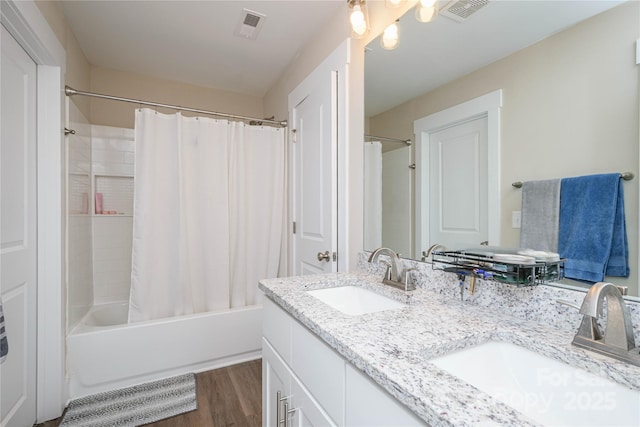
[1,0,65,67]
[1,0,66,422]
[413,90,502,256]
[36,66,65,421]
[288,39,350,273]
[336,42,351,273]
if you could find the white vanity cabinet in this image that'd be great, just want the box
[263,339,336,426]
[263,295,339,426]
[262,296,426,426]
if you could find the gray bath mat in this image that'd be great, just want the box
[60,373,197,426]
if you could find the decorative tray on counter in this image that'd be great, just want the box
[431,249,565,286]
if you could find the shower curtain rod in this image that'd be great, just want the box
[64,86,288,128]
[365,134,411,145]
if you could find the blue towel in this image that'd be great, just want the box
[0,298,7,364]
[558,173,629,282]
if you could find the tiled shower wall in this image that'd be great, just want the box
[67,115,136,324]
[67,100,93,329]
[91,125,135,304]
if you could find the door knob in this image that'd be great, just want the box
[317,251,331,262]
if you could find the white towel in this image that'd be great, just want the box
[520,179,561,252]
[0,297,8,364]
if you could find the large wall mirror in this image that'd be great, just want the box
[364,0,639,296]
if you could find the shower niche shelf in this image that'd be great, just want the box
[93,174,134,216]
[431,250,565,286]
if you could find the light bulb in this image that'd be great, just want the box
[381,22,399,50]
[350,4,368,37]
[416,0,438,23]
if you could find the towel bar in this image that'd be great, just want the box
[512,172,634,188]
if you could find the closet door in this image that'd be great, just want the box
[1,24,38,427]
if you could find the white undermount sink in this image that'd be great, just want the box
[307,286,405,316]
[430,341,640,426]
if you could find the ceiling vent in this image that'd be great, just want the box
[440,0,489,23]
[234,9,266,40]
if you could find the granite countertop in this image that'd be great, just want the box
[259,271,640,426]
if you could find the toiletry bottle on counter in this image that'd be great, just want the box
[95,193,103,214]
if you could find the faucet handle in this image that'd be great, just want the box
[401,267,416,280]
[557,299,603,341]
[400,267,417,291]
[379,260,392,280]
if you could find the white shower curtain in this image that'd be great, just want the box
[363,141,382,249]
[129,109,284,322]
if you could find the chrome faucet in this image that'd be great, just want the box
[572,282,640,366]
[368,247,415,291]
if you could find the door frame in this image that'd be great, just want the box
[413,90,502,256]
[1,0,66,422]
[288,39,350,274]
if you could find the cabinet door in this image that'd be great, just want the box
[290,374,337,427]
[291,320,344,423]
[345,365,426,426]
[263,339,291,427]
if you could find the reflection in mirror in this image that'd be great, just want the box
[363,1,639,295]
[364,135,413,258]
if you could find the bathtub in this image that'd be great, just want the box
[67,301,262,398]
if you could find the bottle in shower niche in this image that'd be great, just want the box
[95,192,103,214]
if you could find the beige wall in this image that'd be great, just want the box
[35,1,266,129]
[35,0,91,115]
[369,1,640,290]
[263,1,411,120]
[263,7,350,120]
[89,67,265,129]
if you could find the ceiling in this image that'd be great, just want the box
[58,0,345,98]
[58,0,625,113]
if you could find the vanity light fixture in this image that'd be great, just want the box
[416,0,439,23]
[348,0,369,39]
[381,20,400,50]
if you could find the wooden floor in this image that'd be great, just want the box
[35,359,262,427]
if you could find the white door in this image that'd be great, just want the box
[290,68,337,275]
[428,116,488,249]
[1,24,38,427]
[381,146,412,258]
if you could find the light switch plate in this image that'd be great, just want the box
[637,38,640,65]
[512,211,522,229]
